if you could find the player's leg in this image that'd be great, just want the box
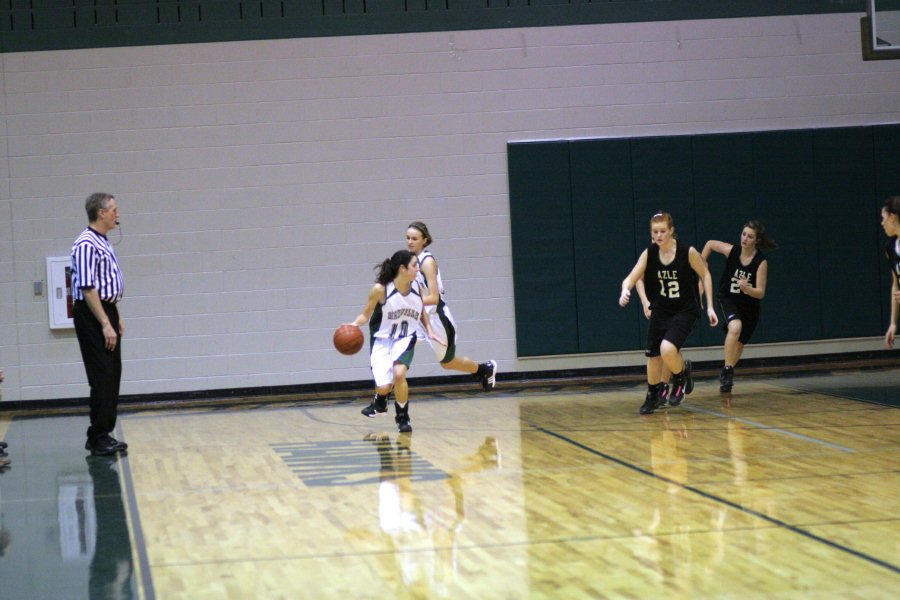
[723,309,758,392]
[720,319,741,392]
[641,316,667,414]
[431,303,497,391]
[658,364,673,406]
[391,339,416,433]
[659,341,684,379]
[662,313,698,406]
[392,363,409,405]
[363,339,393,417]
[724,319,743,366]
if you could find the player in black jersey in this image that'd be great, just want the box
[702,220,777,392]
[880,196,900,348]
[620,212,718,414]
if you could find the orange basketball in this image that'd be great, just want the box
[333,324,364,355]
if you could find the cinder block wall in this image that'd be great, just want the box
[2,14,899,401]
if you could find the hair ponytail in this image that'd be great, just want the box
[375,250,415,285]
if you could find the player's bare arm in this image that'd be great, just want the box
[887,273,899,348]
[620,249,648,307]
[635,278,652,319]
[350,284,386,327]
[689,247,719,327]
[739,260,768,300]
[702,239,732,262]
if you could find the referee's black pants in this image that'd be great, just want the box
[73,300,122,445]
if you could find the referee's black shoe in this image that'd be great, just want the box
[85,434,127,454]
[86,437,118,456]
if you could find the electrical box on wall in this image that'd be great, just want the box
[46,256,74,329]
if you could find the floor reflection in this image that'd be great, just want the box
[1,469,10,562]
[86,455,135,600]
[0,418,139,600]
[2,365,897,598]
[348,431,502,597]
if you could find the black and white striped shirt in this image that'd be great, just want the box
[70,227,124,303]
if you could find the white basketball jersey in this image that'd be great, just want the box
[370,281,424,340]
[415,250,445,315]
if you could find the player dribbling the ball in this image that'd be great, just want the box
[345,250,440,432]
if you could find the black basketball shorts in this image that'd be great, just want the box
[645,310,698,357]
[718,298,760,345]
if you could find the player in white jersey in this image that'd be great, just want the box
[348,250,438,432]
[405,222,497,392]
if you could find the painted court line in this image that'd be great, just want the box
[682,405,856,453]
[538,427,899,576]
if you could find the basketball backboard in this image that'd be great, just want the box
[862,0,900,60]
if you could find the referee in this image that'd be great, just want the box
[71,193,127,456]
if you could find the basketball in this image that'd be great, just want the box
[333,324,364,355]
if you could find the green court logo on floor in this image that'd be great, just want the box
[272,439,448,487]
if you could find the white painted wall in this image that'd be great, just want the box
[1,13,898,401]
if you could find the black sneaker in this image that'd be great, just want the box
[86,436,119,456]
[395,413,412,433]
[361,393,389,418]
[480,360,498,391]
[84,434,127,452]
[394,402,412,433]
[658,383,670,407]
[107,435,128,451]
[719,366,734,393]
[669,377,686,407]
[640,388,662,415]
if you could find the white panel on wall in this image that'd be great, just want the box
[46,256,74,329]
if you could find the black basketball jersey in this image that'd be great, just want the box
[646,241,700,315]
[886,238,900,281]
[717,245,767,307]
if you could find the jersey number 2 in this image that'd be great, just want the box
[659,280,680,298]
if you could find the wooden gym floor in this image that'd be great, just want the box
[0,365,898,599]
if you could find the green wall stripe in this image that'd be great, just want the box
[509,124,900,358]
[2,1,892,53]
[873,124,900,330]
[812,127,880,339]
[508,141,579,357]
[570,138,638,353]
